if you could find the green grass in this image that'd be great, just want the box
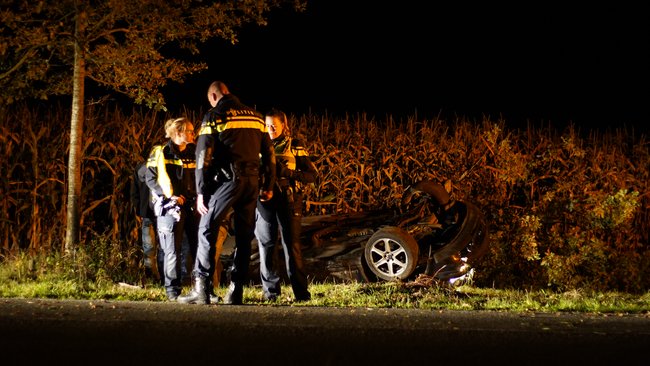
[2,275,649,314]
[1,252,648,313]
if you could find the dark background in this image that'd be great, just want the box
[163,1,648,133]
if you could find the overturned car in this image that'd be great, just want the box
[219,180,489,285]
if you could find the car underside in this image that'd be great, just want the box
[219,180,490,286]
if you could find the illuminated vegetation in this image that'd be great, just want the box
[0,103,648,299]
[0,0,306,251]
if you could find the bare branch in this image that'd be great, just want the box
[0,47,38,80]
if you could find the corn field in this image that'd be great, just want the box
[1,102,648,292]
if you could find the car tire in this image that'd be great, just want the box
[364,226,419,281]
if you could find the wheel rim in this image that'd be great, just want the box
[367,237,412,278]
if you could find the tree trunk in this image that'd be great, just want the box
[64,7,87,253]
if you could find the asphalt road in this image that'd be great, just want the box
[1,297,648,365]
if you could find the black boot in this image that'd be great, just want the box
[178,276,209,305]
[223,282,243,305]
[206,280,221,304]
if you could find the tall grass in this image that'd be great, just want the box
[1,102,648,293]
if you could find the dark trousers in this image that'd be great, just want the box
[194,176,258,283]
[157,205,198,296]
[255,190,310,299]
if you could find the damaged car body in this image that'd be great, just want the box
[219,180,490,285]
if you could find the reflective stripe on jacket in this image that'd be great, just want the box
[195,94,276,195]
[145,141,197,201]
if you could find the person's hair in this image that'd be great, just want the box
[266,108,290,136]
[208,81,229,97]
[164,117,191,139]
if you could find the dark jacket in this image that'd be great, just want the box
[130,161,156,219]
[195,93,275,195]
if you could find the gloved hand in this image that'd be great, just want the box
[154,196,182,222]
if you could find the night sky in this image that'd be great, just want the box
[164,1,648,133]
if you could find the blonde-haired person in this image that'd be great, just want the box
[145,117,198,301]
[255,108,318,302]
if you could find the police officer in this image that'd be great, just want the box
[145,117,198,301]
[178,81,275,305]
[255,108,317,302]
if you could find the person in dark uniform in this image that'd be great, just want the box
[130,160,163,283]
[255,108,317,302]
[178,81,275,305]
[145,117,199,301]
